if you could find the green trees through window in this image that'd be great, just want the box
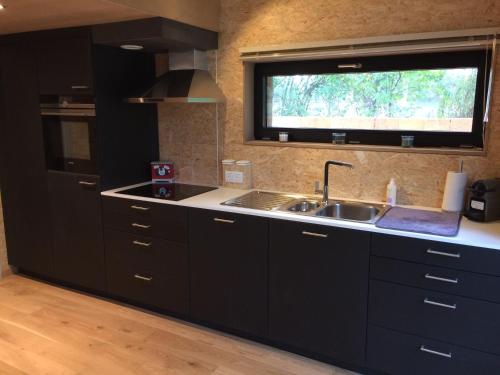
[267,68,478,131]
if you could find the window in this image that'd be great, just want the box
[254,50,491,148]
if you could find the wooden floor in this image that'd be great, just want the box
[0,275,355,375]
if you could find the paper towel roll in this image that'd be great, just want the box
[442,171,468,212]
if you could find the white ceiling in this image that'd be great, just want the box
[0,0,220,36]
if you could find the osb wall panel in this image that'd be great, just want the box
[217,0,500,207]
[158,103,220,186]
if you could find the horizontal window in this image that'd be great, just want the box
[254,50,492,148]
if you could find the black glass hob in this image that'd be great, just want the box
[116,183,217,201]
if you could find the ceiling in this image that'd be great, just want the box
[0,0,220,36]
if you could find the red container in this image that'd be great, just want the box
[151,161,174,182]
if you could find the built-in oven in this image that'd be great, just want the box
[41,96,98,175]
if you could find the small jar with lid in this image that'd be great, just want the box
[235,160,252,189]
[222,159,237,188]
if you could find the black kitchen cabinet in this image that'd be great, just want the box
[36,30,158,189]
[0,42,53,276]
[37,33,94,95]
[368,234,500,375]
[105,229,189,314]
[189,209,268,337]
[269,220,370,366]
[102,195,189,314]
[1,25,158,290]
[47,171,105,291]
[367,325,500,375]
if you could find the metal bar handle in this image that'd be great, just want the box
[420,345,452,359]
[425,273,459,284]
[133,240,152,247]
[213,218,235,224]
[338,63,362,69]
[131,205,150,211]
[426,249,461,258]
[424,298,457,310]
[131,223,151,229]
[134,274,152,282]
[41,111,95,117]
[71,85,90,89]
[302,231,328,238]
[78,181,97,187]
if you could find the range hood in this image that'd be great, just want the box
[92,18,223,104]
[127,49,224,104]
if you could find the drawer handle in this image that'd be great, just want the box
[425,273,459,284]
[302,231,328,238]
[131,223,151,229]
[132,240,152,247]
[426,249,461,258]
[213,218,235,224]
[78,181,97,187]
[134,274,152,282]
[131,205,150,211]
[420,345,452,359]
[71,85,89,90]
[424,298,456,310]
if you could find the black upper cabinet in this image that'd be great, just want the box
[189,209,268,337]
[37,35,94,95]
[269,220,370,366]
[92,44,159,189]
[36,28,159,190]
[47,171,106,291]
[0,42,53,276]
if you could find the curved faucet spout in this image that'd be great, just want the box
[323,160,354,204]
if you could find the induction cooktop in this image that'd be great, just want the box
[116,183,217,201]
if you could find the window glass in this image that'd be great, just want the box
[267,68,478,133]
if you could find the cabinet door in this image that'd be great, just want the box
[189,209,268,337]
[269,220,370,366]
[0,43,53,276]
[48,171,105,291]
[37,36,94,95]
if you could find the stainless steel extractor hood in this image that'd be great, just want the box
[127,49,224,104]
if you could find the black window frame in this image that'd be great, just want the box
[254,50,491,148]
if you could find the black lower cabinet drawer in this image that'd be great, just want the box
[102,197,188,243]
[372,234,500,277]
[369,280,500,355]
[371,256,500,303]
[367,325,500,375]
[104,229,188,314]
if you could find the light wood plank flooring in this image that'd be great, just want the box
[0,275,355,375]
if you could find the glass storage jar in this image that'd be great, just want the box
[235,160,253,189]
[222,159,237,188]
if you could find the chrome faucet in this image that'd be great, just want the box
[322,160,354,204]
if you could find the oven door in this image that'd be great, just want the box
[41,106,98,175]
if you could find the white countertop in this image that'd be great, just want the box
[102,182,500,251]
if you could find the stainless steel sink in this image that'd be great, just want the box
[315,201,384,223]
[287,199,321,213]
[222,191,389,224]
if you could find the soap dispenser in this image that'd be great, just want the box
[386,178,397,206]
